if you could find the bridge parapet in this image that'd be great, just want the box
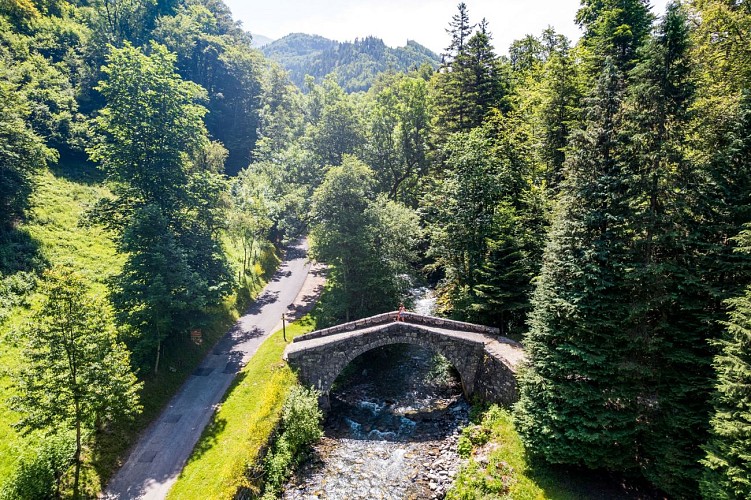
[285,317,523,410]
[293,311,500,343]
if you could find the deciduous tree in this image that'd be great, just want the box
[10,267,141,498]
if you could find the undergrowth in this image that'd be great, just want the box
[167,316,317,500]
[0,162,279,496]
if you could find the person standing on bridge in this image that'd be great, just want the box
[397,303,406,321]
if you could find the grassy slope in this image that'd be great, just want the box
[0,163,123,484]
[167,317,316,500]
[0,162,276,495]
[448,406,662,500]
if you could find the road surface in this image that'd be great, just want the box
[104,239,319,499]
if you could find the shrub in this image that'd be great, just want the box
[261,386,323,497]
[0,432,75,500]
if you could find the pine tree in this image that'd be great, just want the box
[444,2,474,61]
[538,41,580,189]
[464,19,506,126]
[698,90,751,500]
[431,4,508,136]
[617,4,712,496]
[515,59,642,472]
[702,227,751,499]
[576,0,654,77]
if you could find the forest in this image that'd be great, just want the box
[0,0,750,498]
[260,33,441,92]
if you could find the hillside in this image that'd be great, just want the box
[250,33,274,48]
[261,33,440,92]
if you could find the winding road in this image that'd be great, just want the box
[104,239,321,499]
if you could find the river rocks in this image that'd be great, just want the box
[282,344,470,499]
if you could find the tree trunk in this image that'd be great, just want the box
[154,339,161,374]
[73,402,81,499]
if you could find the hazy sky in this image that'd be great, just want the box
[223,0,672,55]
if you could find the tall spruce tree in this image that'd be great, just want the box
[618,4,708,496]
[693,2,751,495]
[431,4,508,137]
[515,58,641,472]
[699,90,751,500]
[538,41,580,189]
[516,0,655,479]
[518,5,730,496]
[576,0,654,77]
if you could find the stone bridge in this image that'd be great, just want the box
[283,311,525,408]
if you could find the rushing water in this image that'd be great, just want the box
[282,296,468,499]
[411,287,437,316]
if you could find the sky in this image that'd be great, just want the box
[222,0,672,56]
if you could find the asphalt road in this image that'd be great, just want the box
[103,239,314,499]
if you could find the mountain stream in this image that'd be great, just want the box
[282,290,469,499]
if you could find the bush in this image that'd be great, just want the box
[0,432,75,500]
[261,386,323,497]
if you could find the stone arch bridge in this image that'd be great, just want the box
[283,311,525,408]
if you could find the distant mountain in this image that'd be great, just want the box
[250,33,274,48]
[261,33,441,92]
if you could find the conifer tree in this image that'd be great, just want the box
[576,0,654,77]
[538,42,580,189]
[515,58,641,472]
[703,228,751,500]
[698,89,751,500]
[617,5,711,495]
[431,4,508,136]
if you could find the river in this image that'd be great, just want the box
[282,290,469,499]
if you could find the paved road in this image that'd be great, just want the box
[104,239,314,499]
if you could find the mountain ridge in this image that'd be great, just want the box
[261,33,440,92]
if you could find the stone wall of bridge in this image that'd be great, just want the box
[284,315,524,409]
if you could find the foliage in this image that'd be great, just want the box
[0,57,55,228]
[310,156,420,324]
[89,41,233,373]
[0,431,75,500]
[702,279,751,499]
[9,266,141,497]
[575,0,654,76]
[166,317,316,500]
[364,72,431,204]
[88,41,208,223]
[424,118,542,335]
[430,4,509,137]
[261,385,323,498]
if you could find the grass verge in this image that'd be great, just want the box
[167,316,316,500]
[448,405,663,500]
[0,161,280,496]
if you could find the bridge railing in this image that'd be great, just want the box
[293,311,500,343]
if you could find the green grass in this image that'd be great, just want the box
[448,405,548,500]
[447,405,660,500]
[0,162,123,486]
[0,161,279,496]
[167,316,316,500]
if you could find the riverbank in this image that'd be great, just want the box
[282,343,468,499]
[447,405,667,500]
[167,317,317,499]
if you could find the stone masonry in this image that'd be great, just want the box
[283,312,525,408]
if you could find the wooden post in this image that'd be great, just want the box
[282,313,287,342]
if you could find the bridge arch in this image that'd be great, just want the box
[284,313,524,409]
[316,326,484,399]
